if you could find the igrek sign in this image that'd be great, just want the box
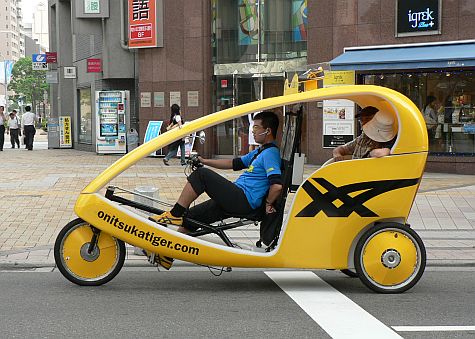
[396,0,441,37]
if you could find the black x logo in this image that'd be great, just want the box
[296,177,420,218]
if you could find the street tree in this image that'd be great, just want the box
[8,56,48,113]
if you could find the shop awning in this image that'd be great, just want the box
[330,41,475,71]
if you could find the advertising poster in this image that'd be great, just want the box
[154,91,165,107]
[141,92,152,107]
[0,61,14,84]
[170,91,181,107]
[238,0,260,45]
[187,91,199,107]
[59,117,72,148]
[292,0,307,42]
[128,0,163,48]
[144,121,163,157]
[322,71,356,148]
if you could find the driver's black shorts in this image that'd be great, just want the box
[184,167,254,231]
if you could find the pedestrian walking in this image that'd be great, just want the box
[248,113,259,152]
[0,105,5,151]
[21,105,38,151]
[7,110,21,148]
[163,104,186,166]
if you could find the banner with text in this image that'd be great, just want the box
[128,0,163,48]
[322,71,355,148]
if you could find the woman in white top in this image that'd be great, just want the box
[7,111,21,148]
[163,104,186,166]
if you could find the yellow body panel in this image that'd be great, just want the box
[74,85,428,269]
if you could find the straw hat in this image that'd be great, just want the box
[363,110,397,142]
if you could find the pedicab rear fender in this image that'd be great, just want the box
[74,85,428,269]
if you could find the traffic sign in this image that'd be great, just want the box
[32,54,47,71]
[32,54,46,63]
[46,52,58,63]
[32,62,48,71]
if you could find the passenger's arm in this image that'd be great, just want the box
[198,157,233,169]
[333,139,356,162]
[369,148,391,158]
[265,183,283,214]
[333,145,352,162]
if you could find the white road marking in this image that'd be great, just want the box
[393,326,475,332]
[265,271,402,339]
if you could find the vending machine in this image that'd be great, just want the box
[95,90,130,154]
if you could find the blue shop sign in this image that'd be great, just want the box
[396,0,441,37]
[463,124,475,135]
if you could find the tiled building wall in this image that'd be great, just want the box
[138,0,213,155]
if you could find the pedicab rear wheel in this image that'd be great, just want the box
[54,218,126,286]
[354,223,426,294]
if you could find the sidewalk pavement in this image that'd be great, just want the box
[0,131,474,269]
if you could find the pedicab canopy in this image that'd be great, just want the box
[82,85,428,194]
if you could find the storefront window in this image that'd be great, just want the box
[78,88,92,144]
[212,0,307,64]
[362,71,475,154]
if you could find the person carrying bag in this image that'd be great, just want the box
[163,104,186,166]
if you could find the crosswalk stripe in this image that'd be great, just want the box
[393,326,475,332]
[265,271,402,339]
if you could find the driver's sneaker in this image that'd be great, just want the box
[143,251,174,270]
[156,254,174,270]
[149,211,183,226]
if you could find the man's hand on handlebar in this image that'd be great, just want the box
[187,154,203,171]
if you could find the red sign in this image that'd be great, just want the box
[46,52,57,63]
[87,58,102,73]
[130,24,153,40]
[128,0,162,48]
[221,79,228,88]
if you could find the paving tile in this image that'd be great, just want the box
[1,142,475,265]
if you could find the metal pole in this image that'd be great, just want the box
[4,60,7,115]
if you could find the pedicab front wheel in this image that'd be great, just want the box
[340,269,358,278]
[354,223,426,294]
[54,218,126,286]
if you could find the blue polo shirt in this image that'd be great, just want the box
[234,145,282,209]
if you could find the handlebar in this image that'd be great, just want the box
[186,154,203,171]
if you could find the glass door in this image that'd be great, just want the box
[214,73,284,156]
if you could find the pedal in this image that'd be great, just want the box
[147,253,158,266]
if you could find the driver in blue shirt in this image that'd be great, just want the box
[149,111,283,269]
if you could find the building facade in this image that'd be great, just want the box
[137,0,308,157]
[48,0,137,151]
[32,1,49,51]
[0,0,24,62]
[46,0,474,173]
[310,0,475,173]
[0,0,24,108]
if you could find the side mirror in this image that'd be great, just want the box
[198,131,206,144]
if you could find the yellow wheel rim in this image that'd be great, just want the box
[61,224,119,281]
[361,230,419,287]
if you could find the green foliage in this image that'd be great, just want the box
[8,57,49,106]
[42,117,47,131]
